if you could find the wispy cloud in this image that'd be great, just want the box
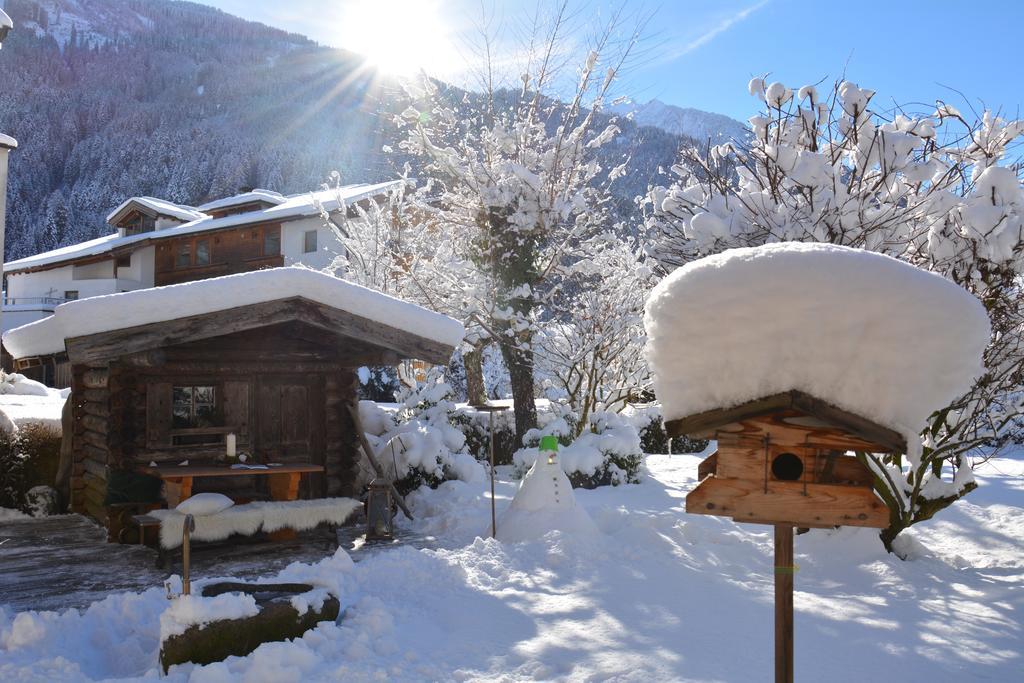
[664,0,769,61]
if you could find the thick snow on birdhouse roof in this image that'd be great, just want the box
[3,267,465,358]
[644,243,990,436]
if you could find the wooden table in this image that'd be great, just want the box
[137,463,325,507]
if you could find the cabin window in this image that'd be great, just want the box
[195,239,211,265]
[64,290,79,301]
[172,385,218,429]
[263,227,280,256]
[303,230,318,253]
[175,242,192,268]
[116,254,131,269]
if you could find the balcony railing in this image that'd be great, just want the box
[2,296,74,307]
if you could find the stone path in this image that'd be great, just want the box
[0,514,433,613]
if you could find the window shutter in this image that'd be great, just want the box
[146,381,172,448]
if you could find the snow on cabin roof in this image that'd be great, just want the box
[2,266,465,359]
[0,133,16,149]
[4,180,406,274]
[197,189,287,212]
[0,7,11,29]
[643,242,991,439]
[105,196,208,225]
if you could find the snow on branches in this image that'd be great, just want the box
[645,76,1024,550]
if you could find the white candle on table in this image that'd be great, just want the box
[226,433,237,458]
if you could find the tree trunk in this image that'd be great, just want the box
[501,342,537,447]
[464,345,487,406]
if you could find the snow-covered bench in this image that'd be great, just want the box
[149,497,362,553]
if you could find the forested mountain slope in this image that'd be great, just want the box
[0,0,733,260]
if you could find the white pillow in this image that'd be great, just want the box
[176,492,234,516]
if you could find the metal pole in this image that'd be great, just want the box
[489,408,496,538]
[0,137,17,338]
[774,524,794,683]
[182,514,196,596]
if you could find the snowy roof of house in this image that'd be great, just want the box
[105,196,208,225]
[4,180,405,274]
[0,133,16,149]
[197,189,287,212]
[3,266,465,362]
[0,8,11,29]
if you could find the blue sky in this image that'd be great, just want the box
[201,0,1023,123]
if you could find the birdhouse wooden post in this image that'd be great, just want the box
[666,390,904,683]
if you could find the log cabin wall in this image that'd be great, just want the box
[70,364,112,524]
[154,223,284,287]
[69,327,364,513]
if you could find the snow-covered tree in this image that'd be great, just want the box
[393,2,643,444]
[536,234,655,433]
[318,176,496,404]
[645,77,1024,551]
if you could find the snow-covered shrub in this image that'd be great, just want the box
[451,407,516,466]
[362,372,485,497]
[0,423,62,513]
[356,366,400,403]
[625,406,709,455]
[514,411,642,488]
[0,372,51,397]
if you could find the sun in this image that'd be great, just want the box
[337,0,461,77]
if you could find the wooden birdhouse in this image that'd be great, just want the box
[667,390,904,529]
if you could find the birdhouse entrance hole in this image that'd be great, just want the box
[771,452,803,481]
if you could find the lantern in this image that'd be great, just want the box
[365,478,394,541]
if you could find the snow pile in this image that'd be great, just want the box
[160,593,259,640]
[2,266,465,358]
[497,448,598,543]
[0,374,50,397]
[0,375,67,434]
[151,498,361,549]
[362,377,485,489]
[514,411,643,486]
[645,243,990,436]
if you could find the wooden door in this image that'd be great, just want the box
[255,376,325,496]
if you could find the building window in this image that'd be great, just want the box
[175,242,192,268]
[64,290,79,301]
[263,227,280,256]
[116,254,131,269]
[303,230,318,254]
[172,385,217,429]
[195,239,211,266]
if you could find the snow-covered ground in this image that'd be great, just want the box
[2,450,1022,682]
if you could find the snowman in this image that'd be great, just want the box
[496,435,598,542]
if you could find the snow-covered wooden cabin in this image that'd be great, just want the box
[2,267,464,529]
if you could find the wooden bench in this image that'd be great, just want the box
[147,498,363,568]
[126,514,162,546]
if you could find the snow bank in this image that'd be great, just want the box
[644,243,990,436]
[3,266,465,358]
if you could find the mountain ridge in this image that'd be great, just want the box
[0,0,735,261]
